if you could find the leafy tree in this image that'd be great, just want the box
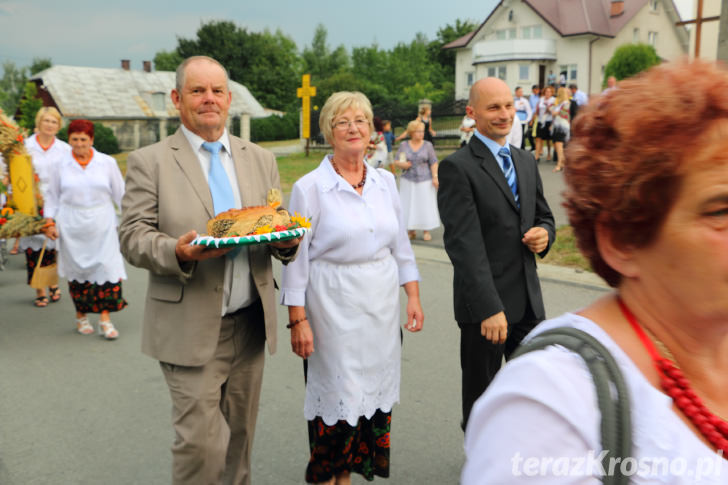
[153,49,183,72]
[0,61,28,115]
[29,57,52,76]
[428,19,478,79]
[172,20,300,109]
[603,43,660,87]
[17,82,43,130]
[58,122,120,155]
[302,24,350,82]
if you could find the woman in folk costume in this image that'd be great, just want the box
[281,91,424,484]
[43,119,127,339]
[21,107,69,306]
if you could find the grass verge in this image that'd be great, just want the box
[542,225,591,272]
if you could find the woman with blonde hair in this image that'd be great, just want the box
[394,119,440,241]
[550,87,571,172]
[281,91,424,484]
[21,107,70,306]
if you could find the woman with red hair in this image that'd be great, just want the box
[462,59,727,483]
[44,119,127,339]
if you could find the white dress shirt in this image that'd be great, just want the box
[180,125,257,315]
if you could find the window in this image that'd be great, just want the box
[487,66,496,77]
[569,64,577,80]
[496,29,506,40]
[649,0,658,11]
[522,26,531,39]
[151,92,165,111]
[648,31,658,46]
[519,64,530,81]
[532,25,543,39]
[467,72,475,86]
[633,28,640,43]
[497,66,506,80]
[508,28,516,39]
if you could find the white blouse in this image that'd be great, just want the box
[280,156,420,306]
[44,149,124,218]
[462,313,726,484]
[25,135,71,196]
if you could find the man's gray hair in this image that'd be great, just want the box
[175,56,230,92]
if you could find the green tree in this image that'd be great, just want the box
[153,49,183,72]
[428,19,478,79]
[172,20,300,109]
[0,61,28,115]
[603,43,660,87]
[29,57,52,76]
[17,82,43,130]
[302,24,350,82]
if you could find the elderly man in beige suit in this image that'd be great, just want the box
[119,56,299,485]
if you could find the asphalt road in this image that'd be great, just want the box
[0,163,607,485]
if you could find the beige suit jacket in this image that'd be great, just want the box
[119,129,290,366]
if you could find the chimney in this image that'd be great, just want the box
[121,59,130,70]
[143,60,152,73]
[610,0,624,17]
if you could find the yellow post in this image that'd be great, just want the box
[8,153,38,216]
[297,74,317,149]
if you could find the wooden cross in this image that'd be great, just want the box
[297,74,317,141]
[676,0,720,57]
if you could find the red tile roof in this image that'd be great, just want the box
[443,0,686,49]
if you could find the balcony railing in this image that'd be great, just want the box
[472,38,557,63]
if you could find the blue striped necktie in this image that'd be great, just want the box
[202,141,235,215]
[498,147,519,207]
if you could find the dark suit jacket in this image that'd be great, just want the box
[119,129,296,366]
[437,135,555,325]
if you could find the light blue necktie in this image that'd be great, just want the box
[202,141,235,215]
[498,147,519,207]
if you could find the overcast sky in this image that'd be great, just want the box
[1,0,696,70]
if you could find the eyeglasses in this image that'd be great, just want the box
[332,118,369,130]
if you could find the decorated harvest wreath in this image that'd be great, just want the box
[0,109,48,238]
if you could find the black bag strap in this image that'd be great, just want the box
[512,327,632,485]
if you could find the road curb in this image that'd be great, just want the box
[412,244,609,291]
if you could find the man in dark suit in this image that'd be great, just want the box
[437,77,555,429]
[119,56,298,485]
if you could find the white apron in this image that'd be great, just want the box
[304,254,401,426]
[56,202,126,284]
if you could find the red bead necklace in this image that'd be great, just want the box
[331,158,366,190]
[617,297,728,457]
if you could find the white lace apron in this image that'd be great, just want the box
[304,254,401,426]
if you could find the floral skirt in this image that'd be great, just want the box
[68,280,128,314]
[305,409,391,483]
[25,247,57,284]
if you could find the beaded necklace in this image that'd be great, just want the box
[617,297,728,457]
[331,158,366,190]
[72,150,92,168]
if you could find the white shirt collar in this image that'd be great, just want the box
[180,124,231,155]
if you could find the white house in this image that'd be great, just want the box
[444,0,689,98]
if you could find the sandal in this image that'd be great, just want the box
[99,321,119,340]
[76,317,94,335]
[49,286,61,302]
[34,296,49,307]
